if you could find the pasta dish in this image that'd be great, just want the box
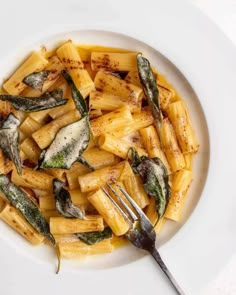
[0,41,198,271]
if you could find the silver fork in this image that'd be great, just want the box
[102,183,186,295]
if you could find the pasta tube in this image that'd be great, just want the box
[184,153,193,170]
[11,167,54,191]
[0,204,44,245]
[0,150,14,174]
[88,189,129,236]
[111,108,154,138]
[50,216,104,234]
[66,148,118,189]
[139,125,170,173]
[58,239,113,258]
[78,162,125,193]
[20,138,41,164]
[89,90,141,113]
[167,101,198,153]
[32,109,80,149]
[43,168,66,182]
[57,42,94,98]
[90,106,133,137]
[39,189,89,210]
[125,71,174,109]
[161,118,185,172]
[94,70,142,103]
[3,51,48,95]
[0,101,13,117]
[165,169,192,221]
[49,98,75,119]
[91,52,137,72]
[20,116,42,137]
[119,161,149,209]
[98,133,147,159]
[22,56,64,97]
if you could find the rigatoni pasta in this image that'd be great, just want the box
[3,51,48,95]
[0,40,198,265]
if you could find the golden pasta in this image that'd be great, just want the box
[50,216,104,234]
[0,40,198,263]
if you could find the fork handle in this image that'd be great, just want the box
[151,248,186,295]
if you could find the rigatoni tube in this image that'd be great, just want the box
[98,133,147,159]
[161,118,185,172]
[11,167,54,191]
[3,51,48,95]
[167,101,198,153]
[57,42,94,98]
[50,216,104,234]
[165,169,192,221]
[78,162,125,193]
[32,109,80,149]
[94,70,142,104]
[111,108,154,138]
[89,90,141,113]
[91,52,137,72]
[58,239,113,258]
[139,125,170,174]
[120,162,149,209]
[20,138,41,164]
[0,204,44,245]
[88,189,130,236]
[66,148,118,189]
[90,106,133,137]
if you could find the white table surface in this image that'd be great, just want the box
[190,2,236,294]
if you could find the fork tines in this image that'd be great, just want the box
[101,183,153,232]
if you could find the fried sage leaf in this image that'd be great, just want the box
[0,174,55,245]
[0,113,22,174]
[53,178,85,219]
[62,70,88,117]
[23,70,50,91]
[40,116,90,169]
[75,227,112,245]
[0,89,68,112]
[137,53,162,130]
[130,148,170,219]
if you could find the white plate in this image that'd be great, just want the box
[0,0,235,294]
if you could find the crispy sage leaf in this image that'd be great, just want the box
[75,227,112,245]
[0,174,55,245]
[53,178,85,219]
[130,148,170,219]
[62,70,88,117]
[23,70,50,91]
[137,53,162,130]
[0,113,22,174]
[0,89,68,112]
[40,116,90,169]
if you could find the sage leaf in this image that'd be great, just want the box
[137,53,162,130]
[23,70,50,91]
[0,174,55,245]
[130,148,170,219]
[40,116,90,169]
[62,70,88,117]
[75,227,112,245]
[0,89,68,112]
[0,113,22,174]
[53,178,86,219]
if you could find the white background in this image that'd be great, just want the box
[190,1,236,294]
[0,0,235,294]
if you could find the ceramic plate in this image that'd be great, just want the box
[0,0,235,294]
